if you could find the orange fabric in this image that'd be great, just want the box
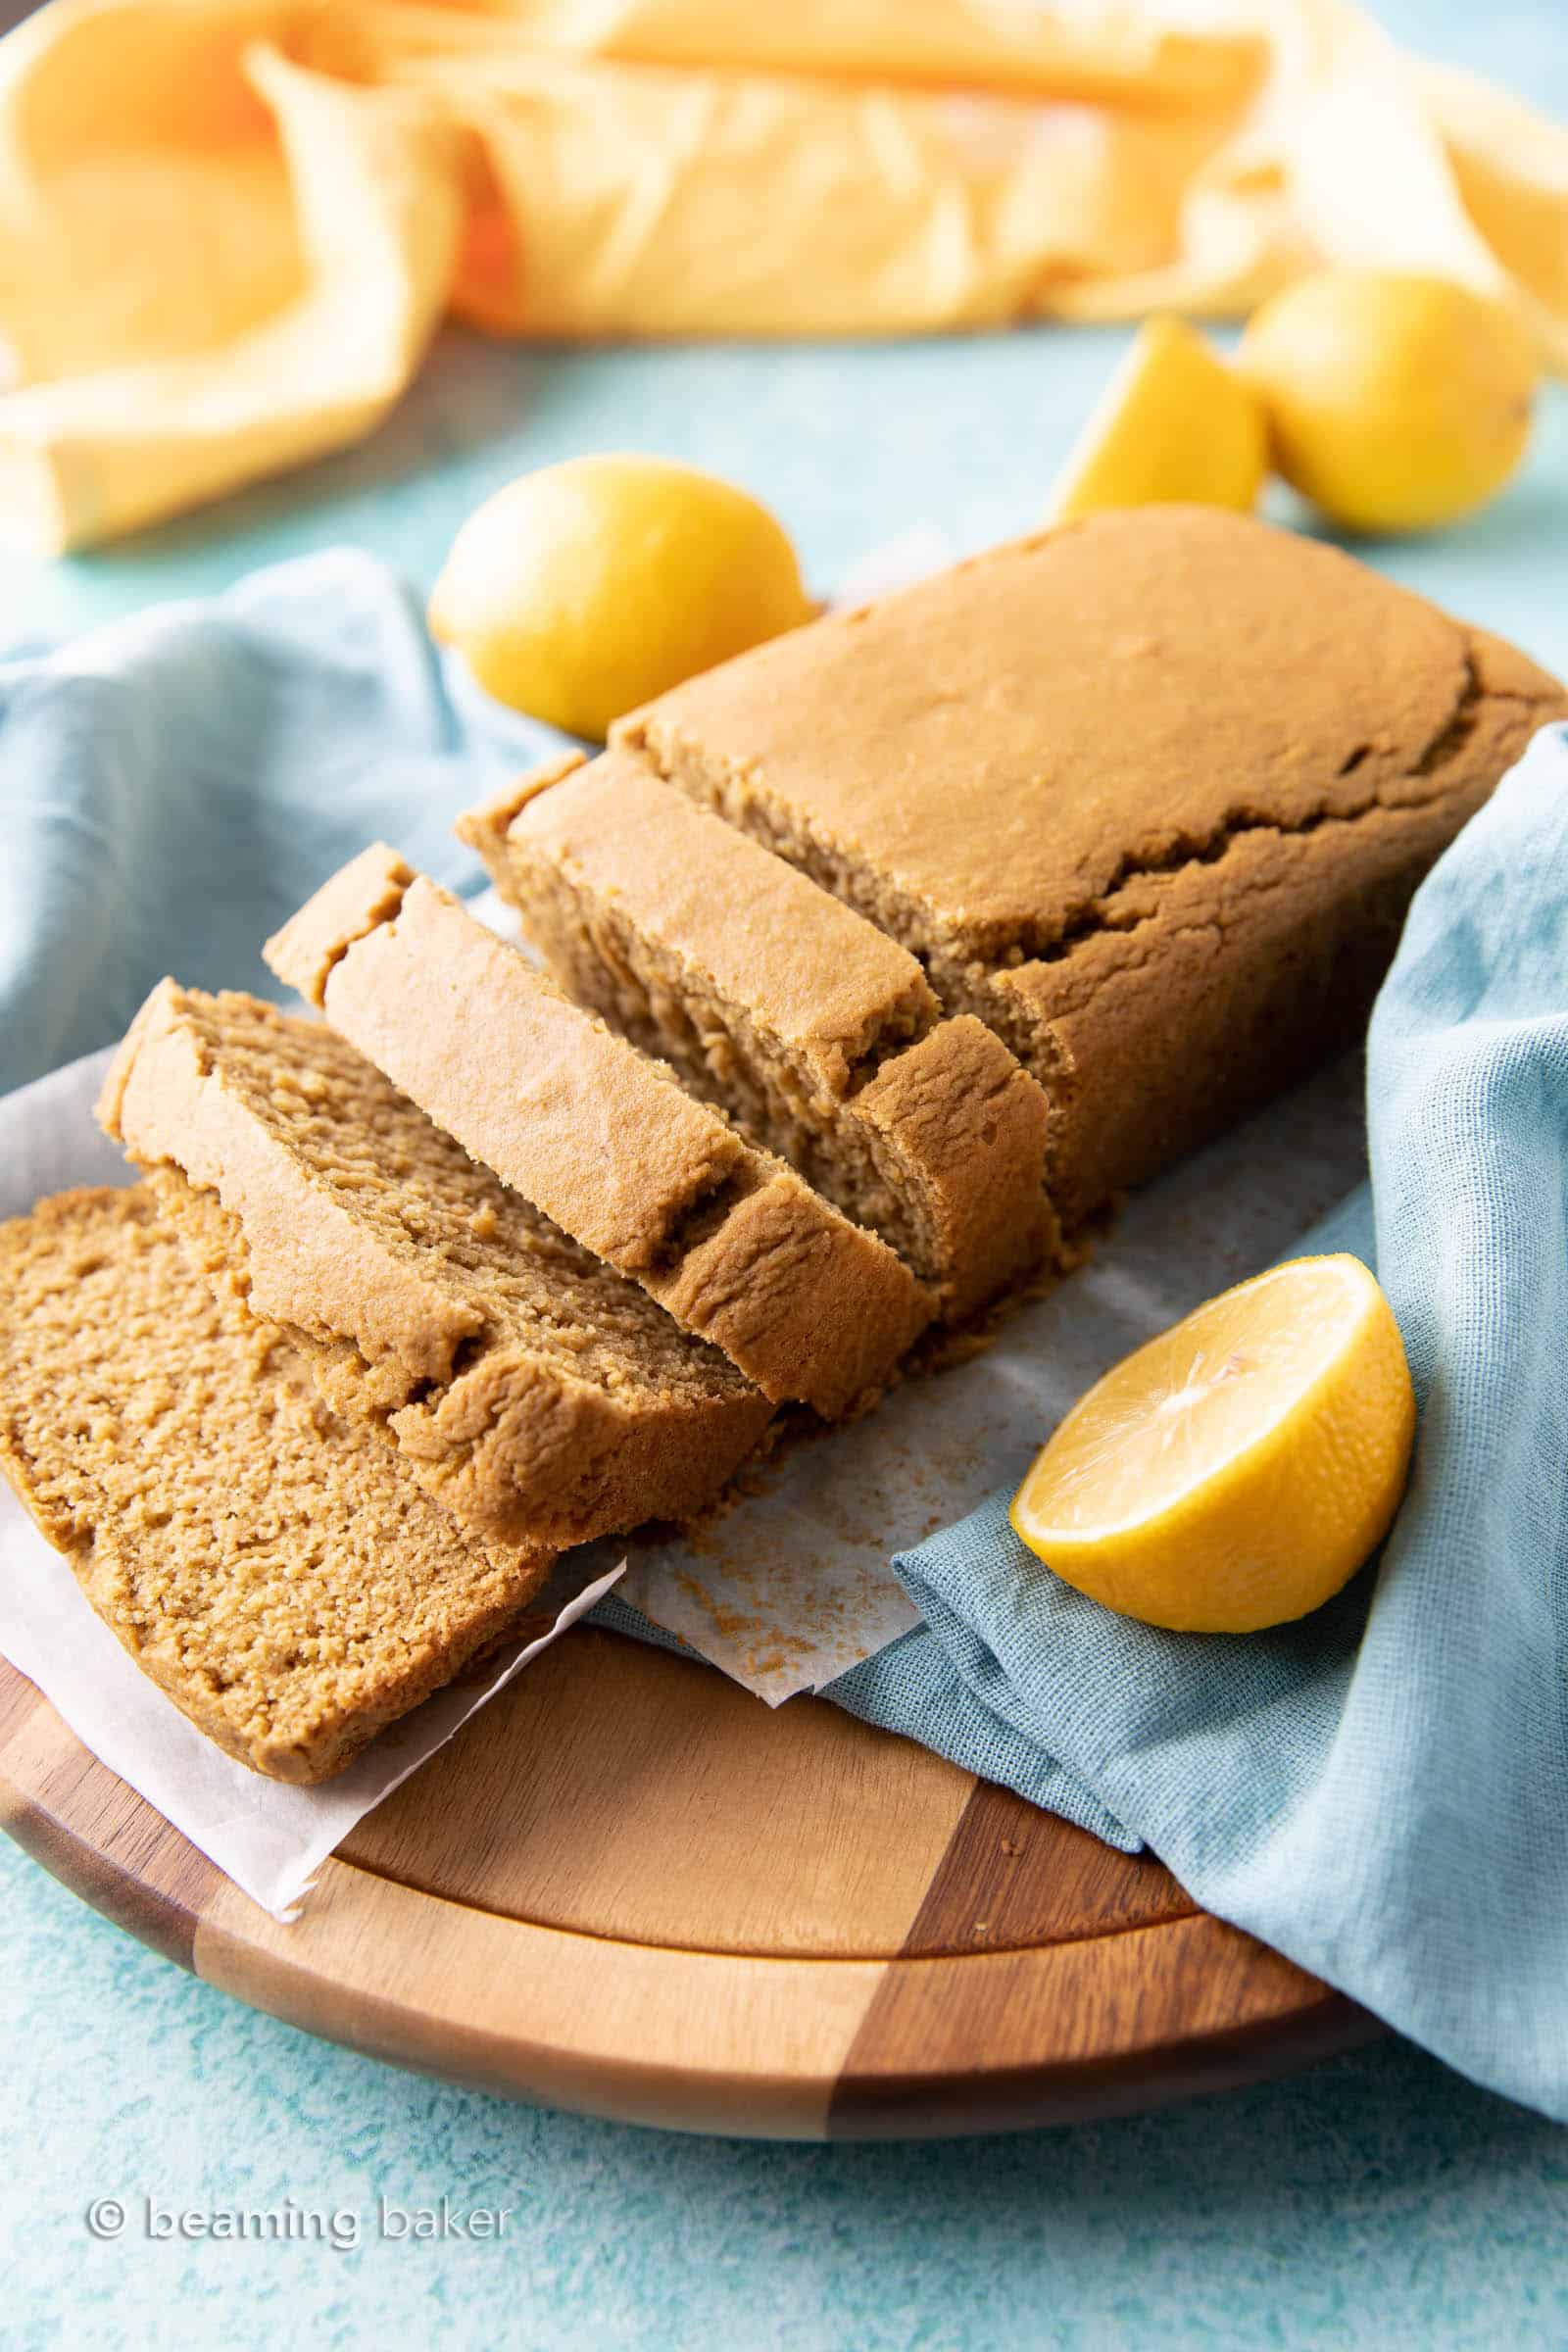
[1,0,1563,552]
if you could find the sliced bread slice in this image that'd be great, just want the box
[266,851,930,1416]
[459,752,1056,1320]
[99,985,773,1549]
[0,1188,559,1782]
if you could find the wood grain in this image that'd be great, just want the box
[896,1777,1196,1959]
[197,1861,883,2137]
[342,1628,978,1957]
[0,1631,1376,2137]
[832,1917,1369,2137]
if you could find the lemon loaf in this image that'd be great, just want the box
[612,506,1568,1220]
[98,986,773,1549]
[460,752,1057,1320]
[265,851,930,1416]
[0,1188,560,1782]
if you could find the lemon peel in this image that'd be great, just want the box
[1240,270,1538,536]
[430,455,814,739]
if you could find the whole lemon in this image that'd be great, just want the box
[1240,270,1539,535]
[429,455,815,739]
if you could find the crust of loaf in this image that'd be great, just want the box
[854,1015,1057,1317]
[268,854,930,1415]
[100,976,482,1383]
[0,1188,558,1782]
[464,750,940,1090]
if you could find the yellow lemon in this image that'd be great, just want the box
[1240,270,1539,535]
[1046,315,1267,524]
[429,455,815,740]
[1010,1256,1415,1634]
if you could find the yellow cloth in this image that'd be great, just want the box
[1,0,1564,553]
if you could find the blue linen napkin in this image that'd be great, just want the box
[874,723,1568,2121]
[0,549,559,1097]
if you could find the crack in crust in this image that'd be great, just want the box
[1019,656,1501,978]
[629,654,1562,1021]
[619,600,1564,1226]
[266,846,416,1010]
[1029,664,1568,999]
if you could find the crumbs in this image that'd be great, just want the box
[671,1570,818,1684]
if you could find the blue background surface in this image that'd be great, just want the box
[5,4,1568,2342]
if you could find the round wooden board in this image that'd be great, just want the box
[0,1627,1375,2137]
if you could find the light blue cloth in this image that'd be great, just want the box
[820,1190,1381,1854]
[0,549,559,1098]
[878,722,1568,2122]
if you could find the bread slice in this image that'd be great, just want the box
[612,506,1568,1221]
[0,1188,560,1782]
[459,751,1057,1320]
[98,985,773,1550]
[265,851,930,1416]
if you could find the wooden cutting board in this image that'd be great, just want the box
[0,1627,1373,2137]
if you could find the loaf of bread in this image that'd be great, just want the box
[612,507,1568,1220]
[0,1189,559,1782]
[99,984,774,1549]
[265,849,931,1415]
[460,752,1057,1320]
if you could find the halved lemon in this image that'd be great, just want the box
[1046,314,1267,525]
[1010,1256,1415,1633]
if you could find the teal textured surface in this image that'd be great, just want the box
[6,1,1568,2338]
[6,1839,1568,2351]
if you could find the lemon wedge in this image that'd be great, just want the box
[429,455,815,741]
[1010,1256,1415,1633]
[1046,315,1267,525]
